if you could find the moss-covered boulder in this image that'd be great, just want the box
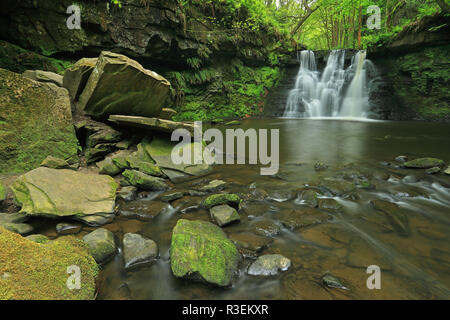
[63,57,97,101]
[202,193,241,209]
[0,68,79,175]
[122,169,169,191]
[78,51,170,119]
[83,228,116,264]
[170,219,240,287]
[0,226,98,300]
[403,157,445,169]
[97,157,122,176]
[40,156,71,169]
[11,167,117,219]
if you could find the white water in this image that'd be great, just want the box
[283,50,376,119]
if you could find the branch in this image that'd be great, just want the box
[290,5,321,36]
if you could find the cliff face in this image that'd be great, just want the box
[368,14,450,122]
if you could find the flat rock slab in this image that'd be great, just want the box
[11,167,118,218]
[78,51,170,119]
[170,219,240,287]
[109,115,197,135]
[247,254,291,276]
[23,69,63,87]
[123,233,158,269]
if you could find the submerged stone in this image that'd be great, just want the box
[321,273,349,290]
[318,178,356,196]
[83,228,116,263]
[278,208,330,230]
[247,254,291,276]
[228,232,273,257]
[425,167,441,174]
[210,204,240,227]
[403,157,445,169]
[198,180,227,193]
[370,200,410,237]
[170,219,240,287]
[123,233,158,269]
[56,222,82,235]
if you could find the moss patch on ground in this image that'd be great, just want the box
[0,226,98,300]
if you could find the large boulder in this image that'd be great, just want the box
[10,167,118,220]
[0,226,98,300]
[78,51,170,119]
[170,219,240,287]
[0,68,79,175]
[63,58,98,101]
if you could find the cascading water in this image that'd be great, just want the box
[283,49,375,119]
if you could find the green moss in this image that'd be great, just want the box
[403,157,445,169]
[170,219,240,287]
[202,193,241,209]
[0,182,5,202]
[0,226,98,300]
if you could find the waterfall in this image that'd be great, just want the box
[283,49,375,119]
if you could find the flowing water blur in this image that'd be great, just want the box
[82,119,450,300]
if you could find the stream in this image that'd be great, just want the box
[30,118,450,299]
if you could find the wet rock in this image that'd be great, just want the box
[123,233,158,269]
[117,186,138,202]
[425,167,441,174]
[97,157,123,176]
[159,191,185,202]
[370,200,410,237]
[11,167,117,220]
[403,157,445,169]
[445,166,450,175]
[247,254,291,276]
[253,220,281,237]
[25,234,50,244]
[198,180,227,193]
[56,223,82,235]
[318,178,356,196]
[78,51,170,119]
[228,233,273,257]
[296,189,318,208]
[23,69,63,87]
[321,273,349,290]
[250,188,269,201]
[122,169,169,191]
[111,150,133,170]
[318,199,343,212]
[187,190,208,197]
[278,208,330,230]
[202,193,241,209]
[159,108,177,120]
[63,57,97,101]
[395,155,408,163]
[85,143,116,164]
[240,201,275,218]
[314,161,328,171]
[40,156,71,169]
[0,69,79,175]
[210,204,240,227]
[120,201,168,221]
[172,196,202,214]
[83,228,116,263]
[268,189,296,202]
[402,175,419,183]
[2,223,33,235]
[109,115,197,136]
[76,213,116,227]
[170,219,240,287]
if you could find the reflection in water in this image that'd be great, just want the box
[87,119,450,300]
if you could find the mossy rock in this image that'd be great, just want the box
[0,226,98,300]
[202,193,241,209]
[122,169,169,191]
[78,51,170,119]
[11,167,118,218]
[83,228,116,264]
[0,68,79,175]
[0,182,5,203]
[97,157,123,176]
[40,156,70,169]
[170,219,240,287]
[403,157,445,169]
[25,234,50,244]
[63,57,98,101]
